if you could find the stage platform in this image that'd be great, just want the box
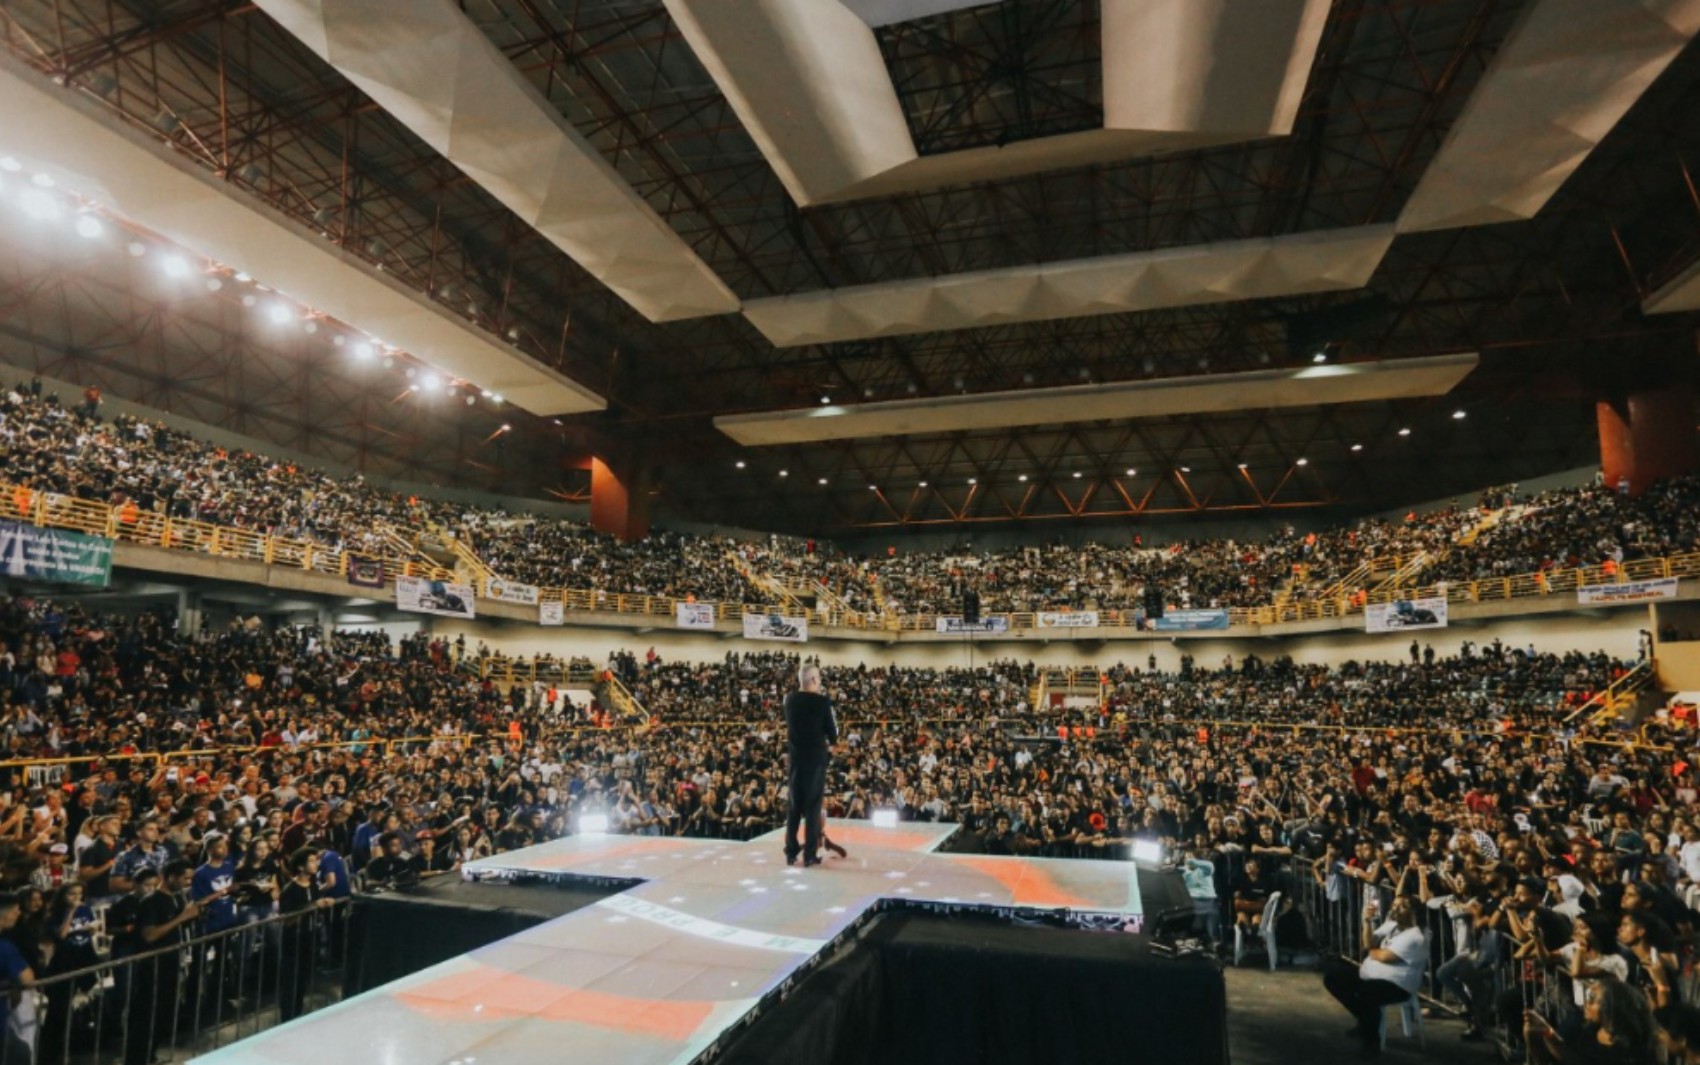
[192,820,1178,1065]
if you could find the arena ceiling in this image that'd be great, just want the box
[1,0,1699,536]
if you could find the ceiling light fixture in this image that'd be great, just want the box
[74,215,103,239]
[1351,443,1364,452]
[1453,410,1467,420]
[1296,457,1309,466]
[1398,428,1411,437]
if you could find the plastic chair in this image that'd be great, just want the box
[1233,891,1283,970]
[1380,991,1426,1050]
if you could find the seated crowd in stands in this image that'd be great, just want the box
[7,377,1700,624]
[2,583,1698,1057]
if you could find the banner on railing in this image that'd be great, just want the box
[743,612,809,643]
[1036,611,1099,629]
[395,575,476,619]
[1578,577,1678,605]
[484,577,540,605]
[1365,596,1448,633]
[539,601,564,626]
[0,519,112,587]
[936,616,1010,635]
[346,554,385,589]
[1152,609,1229,631]
[676,602,716,630]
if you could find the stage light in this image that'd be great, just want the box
[1351,443,1364,452]
[74,215,103,239]
[1125,468,1136,476]
[1131,840,1163,864]
[735,460,746,469]
[29,173,54,188]
[1180,466,1191,474]
[1018,474,1028,482]
[500,423,511,432]
[160,255,190,279]
[967,477,977,485]
[1453,409,1467,420]
[266,303,292,325]
[1296,457,1309,466]
[1072,471,1082,479]
[871,809,899,828]
[490,394,504,405]
[1312,351,1328,364]
[817,477,828,485]
[1398,427,1411,437]
[17,189,59,220]
[234,271,251,282]
[918,480,928,488]
[577,813,609,835]
[353,342,374,360]
[0,157,19,172]
[480,390,492,399]
[205,278,223,293]
[869,484,877,491]
[420,372,442,392]
[1237,463,1248,470]
[820,396,830,405]
[778,469,789,478]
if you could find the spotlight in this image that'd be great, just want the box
[491,394,503,405]
[778,470,788,478]
[1237,463,1248,470]
[29,173,54,189]
[500,423,511,432]
[967,477,977,485]
[820,395,830,405]
[204,278,223,293]
[918,480,928,488]
[577,814,609,835]
[266,303,292,325]
[0,157,19,172]
[1296,458,1309,466]
[1131,840,1163,864]
[480,390,492,399]
[1125,468,1136,476]
[234,272,252,282]
[817,477,828,485]
[1351,443,1364,452]
[1312,350,1328,364]
[159,256,190,279]
[420,372,441,392]
[1453,410,1467,420]
[1072,471,1082,479]
[869,484,878,491]
[1018,474,1028,482]
[74,215,103,239]
[353,342,374,360]
[1398,428,1411,437]
[735,461,746,469]
[871,809,899,828]
[1180,466,1191,474]
[17,189,59,220]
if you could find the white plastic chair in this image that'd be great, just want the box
[1233,891,1282,970]
[1379,991,1425,1050]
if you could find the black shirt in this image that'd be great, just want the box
[78,840,117,898]
[279,878,322,915]
[136,890,187,956]
[783,691,837,767]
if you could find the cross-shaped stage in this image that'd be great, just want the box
[191,819,1150,1065]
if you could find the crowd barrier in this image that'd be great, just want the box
[0,901,349,1065]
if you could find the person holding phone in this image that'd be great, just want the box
[1321,895,1426,1056]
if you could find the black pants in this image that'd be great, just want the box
[1322,958,1411,1043]
[785,760,827,861]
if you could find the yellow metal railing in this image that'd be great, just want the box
[8,479,1697,639]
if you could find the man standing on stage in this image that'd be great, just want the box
[784,662,837,867]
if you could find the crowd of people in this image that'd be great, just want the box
[0,578,1695,1058]
[9,376,1700,630]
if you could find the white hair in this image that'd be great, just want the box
[798,663,821,688]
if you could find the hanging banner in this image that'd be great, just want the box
[1578,578,1678,605]
[539,601,564,626]
[936,616,1009,635]
[395,575,476,619]
[743,612,809,643]
[1365,596,1448,633]
[1152,609,1230,631]
[676,602,717,630]
[0,520,112,587]
[1036,611,1099,629]
[483,577,540,606]
[345,555,385,589]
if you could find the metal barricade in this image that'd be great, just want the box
[6,900,350,1065]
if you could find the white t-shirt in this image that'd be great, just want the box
[1556,943,1628,1006]
[1360,923,1426,993]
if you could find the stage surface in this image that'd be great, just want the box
[192,820,1152,1065]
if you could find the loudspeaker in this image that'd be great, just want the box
[963,590,981,624]
[1143,585,1164,619]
